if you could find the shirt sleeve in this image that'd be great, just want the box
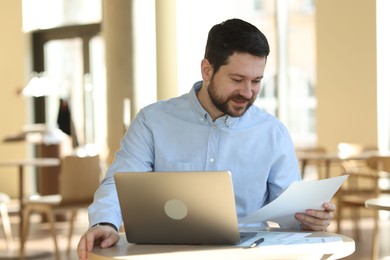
[266,123,301,204]
[88,109,154,228]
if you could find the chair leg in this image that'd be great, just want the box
[67,209,78,254]
[336,201,342,234]
[22,205,61,260]
[21,205,33,259]
[0,202,14,252]
[42,207,60,260]
[371,210,379,260]
[351,208,360,241]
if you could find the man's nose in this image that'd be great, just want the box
[238,82,253,99]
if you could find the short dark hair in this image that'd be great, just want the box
[204,18,270,74]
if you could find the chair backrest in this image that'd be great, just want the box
[338,155,384,197]
[59,155,101,205]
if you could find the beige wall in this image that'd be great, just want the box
[316,0,378,152]
[0,0,28,197]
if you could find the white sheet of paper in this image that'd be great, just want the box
[238,175,348,228]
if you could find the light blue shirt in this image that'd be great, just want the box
[88,81,301,230]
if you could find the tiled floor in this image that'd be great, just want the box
[0,209,389,260]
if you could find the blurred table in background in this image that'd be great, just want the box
[2,124,72,196]
[0,158,60,258]
[366,195,390,211]
[298,151,381,179]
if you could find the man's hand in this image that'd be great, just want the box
[295,202,336,231]
[77,225,120,260]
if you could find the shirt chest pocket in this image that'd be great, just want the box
[154,157,202,172]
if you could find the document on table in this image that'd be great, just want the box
[238,175,348,228]
[238,230,343,250]
[244,232,344,256]
[238,231,311,247]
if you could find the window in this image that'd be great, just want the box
[23,0,106,156]
[176,0,317,146]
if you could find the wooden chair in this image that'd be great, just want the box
[336,155,390,260]
[0,192,14,253]
[21,155,101,259]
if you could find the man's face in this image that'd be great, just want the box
[206,52,266,118]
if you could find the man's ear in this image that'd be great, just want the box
[201,59,213,81]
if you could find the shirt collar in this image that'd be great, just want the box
[188,81,238,128]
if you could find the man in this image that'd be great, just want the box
[77,18,335,259]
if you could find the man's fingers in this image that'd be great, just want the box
[295,211,332,231]
[77,228,104,259]
[305,209,334,220]
[99,234,120,248]
[323,202,336,212]
[90,225,120,248]
[77,225,121,259]
[77,234,89,260]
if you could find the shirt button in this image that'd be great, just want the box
[209,158,215,163]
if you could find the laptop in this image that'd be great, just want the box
[114,171,256,245]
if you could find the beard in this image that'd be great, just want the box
[207,79,256,118]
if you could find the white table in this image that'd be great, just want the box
[365,195,390,260]
[88,231,355,260]
[365,195,390,211]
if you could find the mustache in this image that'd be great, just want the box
[230,94,252,102]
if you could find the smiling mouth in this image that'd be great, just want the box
[231,98,249,106]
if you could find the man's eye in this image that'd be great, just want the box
[232,78,242,83]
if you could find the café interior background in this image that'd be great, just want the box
[1,0,390,198]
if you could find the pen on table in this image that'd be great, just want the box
[250,237,265,248]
